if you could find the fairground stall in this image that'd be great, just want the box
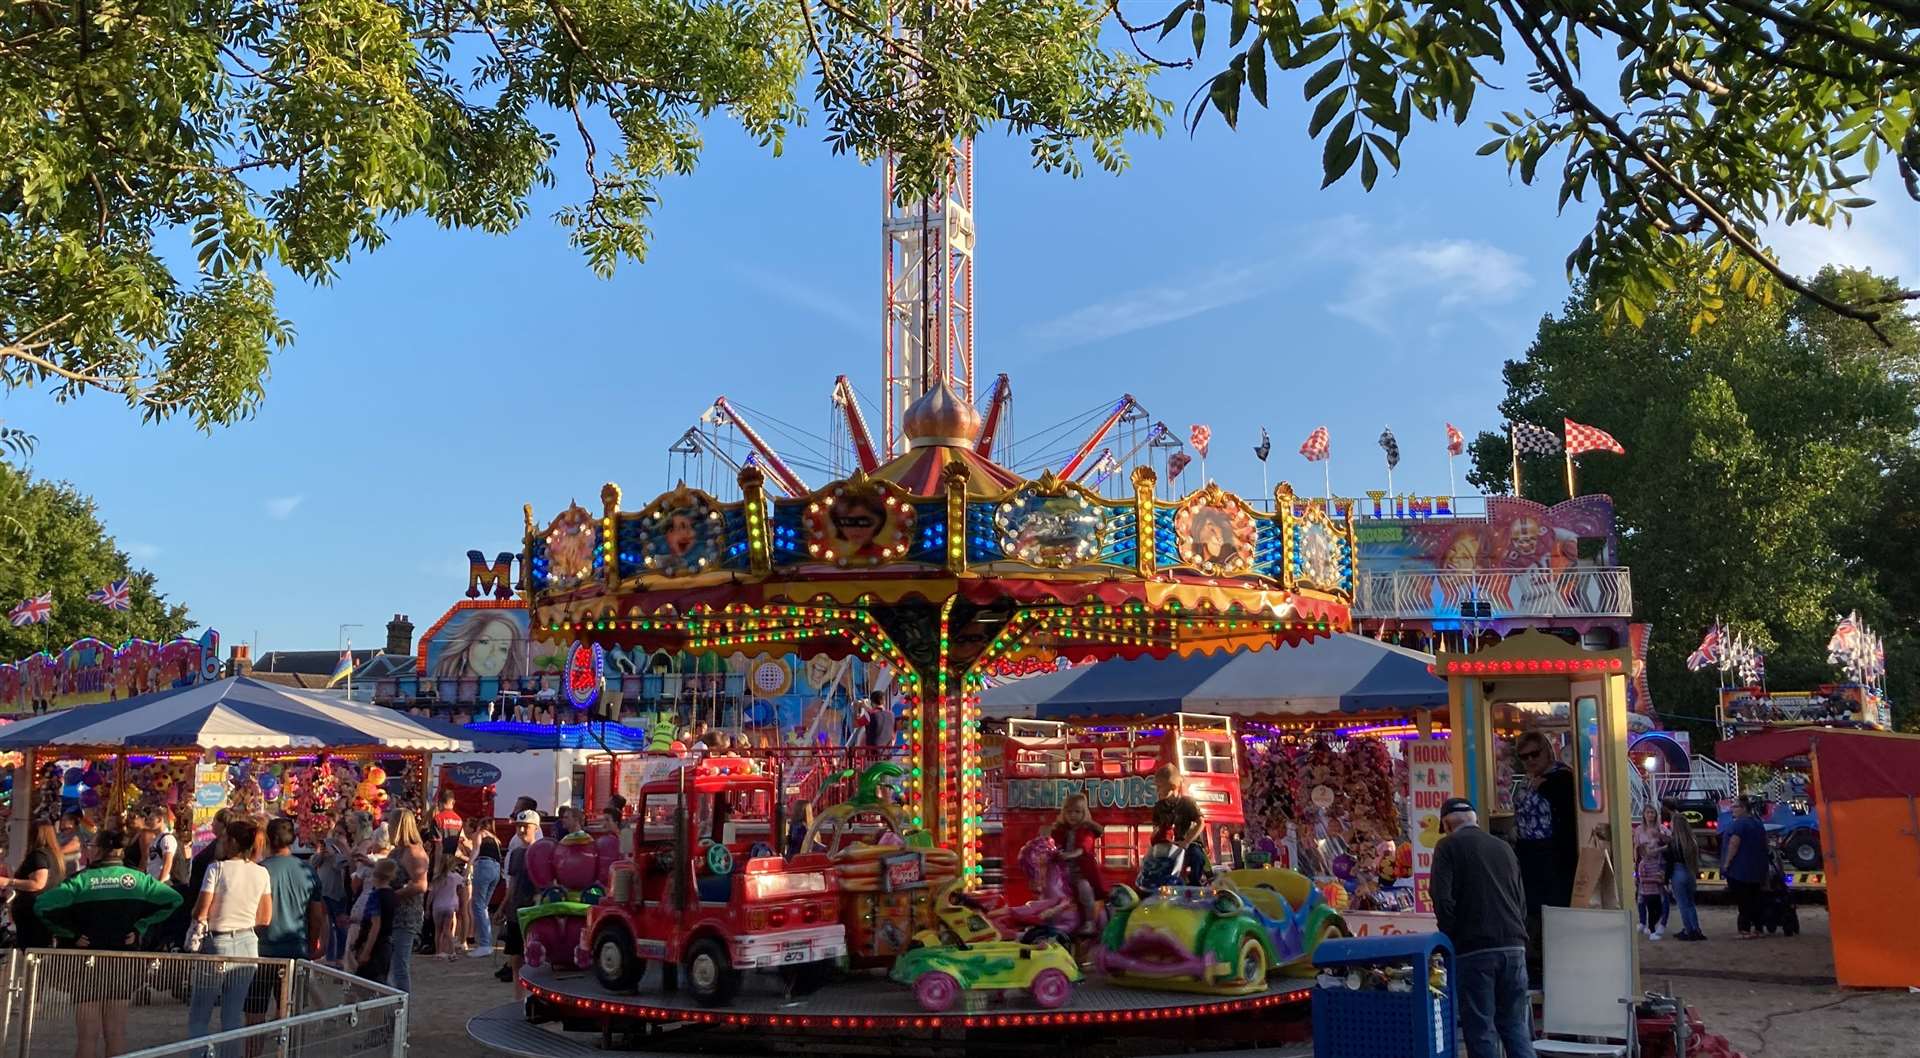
[505,380,1363,1053]
[1717,728,1920,988]
[0,675,472,854]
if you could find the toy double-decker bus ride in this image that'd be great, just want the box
[987,713,1246,904]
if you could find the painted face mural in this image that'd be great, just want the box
[429,609,529,685]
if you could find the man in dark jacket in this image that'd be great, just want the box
[37,829,184,1058]
[1431,797,1535,1058]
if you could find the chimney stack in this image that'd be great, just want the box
[228,644,253,676]
[386,614,414,657]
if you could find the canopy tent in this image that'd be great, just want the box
[981,634,1446,720]
[0,676,472,751]
[1716,728,1920,989]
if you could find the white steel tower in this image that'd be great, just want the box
[882,138,975,457]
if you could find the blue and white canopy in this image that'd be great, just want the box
[981,634,1446,720]
[0,676,472,751]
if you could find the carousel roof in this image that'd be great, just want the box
[0,676,473,751]
[871,379,1023,497]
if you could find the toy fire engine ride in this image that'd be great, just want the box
[989,714,1245,906]
[583,755,847,1005]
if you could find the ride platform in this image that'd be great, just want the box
[498,964,1313,1056]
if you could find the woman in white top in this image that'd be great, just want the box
[146,806,180,883]
[186,818,271,1054]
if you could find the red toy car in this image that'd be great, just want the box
[583,756,848,1005]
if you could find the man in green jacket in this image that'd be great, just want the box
[36,829,184,1058]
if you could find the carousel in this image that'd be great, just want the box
[490,379,1361,1055]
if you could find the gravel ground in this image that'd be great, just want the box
[410,904,1917,1058]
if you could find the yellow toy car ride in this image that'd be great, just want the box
[889,935,1083,1013]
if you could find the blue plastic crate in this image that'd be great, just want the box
[1311,932,1455,1058]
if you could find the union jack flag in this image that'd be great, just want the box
[87,578,131,612]
[8,593,52,627]
[1685,623,1724,672]
[1189,425,1211,458]
[1445,423,1466,456]
[1299,426,1330,462]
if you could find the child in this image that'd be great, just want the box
[1048,793,1106,935]
[355,860,400,983]
[1633,803,1668,939]
[340,824,392,970]
[430,842,467,960]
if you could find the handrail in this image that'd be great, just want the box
[1353,566,1633,620]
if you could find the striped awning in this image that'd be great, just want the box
[0,676,473,751]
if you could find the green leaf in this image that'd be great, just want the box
[1360,145,1379,190]
[1281,32,1341,70]
[1304,57,1344,100]
[1159,3,1189,41]
[1231,0,1251,45]
[1210,71,1243,129]
[1321,114,1360,187]
[1247,40,1270,108]
[1192,10,1207,56]
[1308,89,1346,137]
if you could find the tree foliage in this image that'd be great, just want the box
[1466,264,1920,735]
[1,0,1163,425]
[1139,0,1919,339]
[0,463,193,659]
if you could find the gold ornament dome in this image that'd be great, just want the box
[902,379,981,449]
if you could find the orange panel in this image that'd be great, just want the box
[1826,798,1920,988]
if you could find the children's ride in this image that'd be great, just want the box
[1097,885,1279,996]
[798,762,963,967]
[991,714,1245,905]
[519,829,621,970]
[1216,868,1349,976]
[584,755,847,1006]
[996,834,1103,944]
[891,936,1083,1012]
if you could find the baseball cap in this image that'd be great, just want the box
[515,810,542,825]
[1440,797,1475,816]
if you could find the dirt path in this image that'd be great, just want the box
[1636,904,1916,1058]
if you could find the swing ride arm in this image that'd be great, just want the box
[832,375,881,473]
[1057,395,1138,480]
[974,373,1011,456]
[710,396,811,497]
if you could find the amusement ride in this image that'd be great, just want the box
[485,96,1383,1056]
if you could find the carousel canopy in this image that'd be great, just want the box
[0,676,474,751]
[981,634,1446,720]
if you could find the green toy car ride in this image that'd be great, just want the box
[889,938,1083,1013]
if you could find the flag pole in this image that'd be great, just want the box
[1564,448,1577,499]
[1447,451,1457,503]
[1508,426,1521,495]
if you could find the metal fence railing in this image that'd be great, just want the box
[0,950,405,1058]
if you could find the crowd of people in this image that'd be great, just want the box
[0,780,615,1053]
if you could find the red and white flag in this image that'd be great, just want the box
[1166,452,1192,479]
[1299,426,1330,462]
[1445,423,1465,456]
[1564,418,1625,455]
[8,592,52,627]
[1189,424,1211,458]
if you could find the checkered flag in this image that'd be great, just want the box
[1510,422,1562,455]
[1377,428,1400,470]
[1189,424,1211,458]
[1564,418,1625,455]
[1299,426,1331,462]
[1445,423,1465,457]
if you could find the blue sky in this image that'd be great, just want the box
[6,45,1916,654]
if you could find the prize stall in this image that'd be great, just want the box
[0,675,472,854]
[505,380,1363,1051]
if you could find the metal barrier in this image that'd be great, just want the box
[1353,566,1633,621]
[0,950,406,1058]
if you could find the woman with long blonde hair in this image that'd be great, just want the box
[8,822,67,948]
[384,810,430,992]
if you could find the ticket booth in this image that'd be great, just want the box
[1433,631,1637,985]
